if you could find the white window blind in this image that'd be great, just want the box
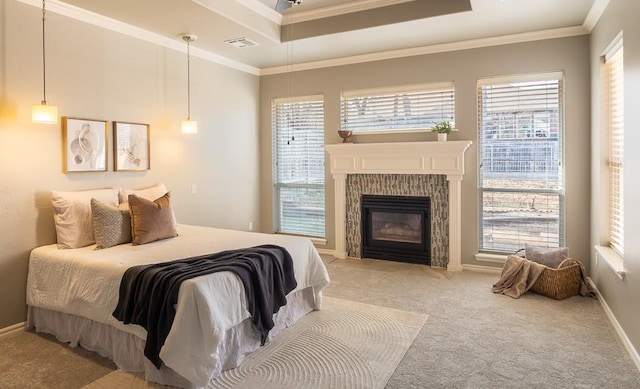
[272,95,325,238]
[341,82,454,133]
[606,43,624,256]
[478,73,564,253]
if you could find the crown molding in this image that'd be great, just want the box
[16,0,593,78]
[194,0,281,42]
[16,0,261,75]
[231,0,414,26]
[283,0,414,25]
[260,25,588,75]
[582,0,609,32]
[232,0,283,24]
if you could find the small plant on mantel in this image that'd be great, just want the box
[431,121,452,134]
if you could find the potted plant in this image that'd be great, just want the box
[431,121,452,142]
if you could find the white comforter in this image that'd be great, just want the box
[26,224,330,387]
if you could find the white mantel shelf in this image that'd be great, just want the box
[324,140,472,271]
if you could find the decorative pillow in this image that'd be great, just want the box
[120,182,177,228]
[129,193,178,245]
[52,188,120,249]
[525,243,568,268]
[119,183,169,204]
[91,198,132,249]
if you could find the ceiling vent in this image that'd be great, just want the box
[224,37,259,48]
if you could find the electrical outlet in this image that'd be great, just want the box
[191,184,197,194]
[248,222,253,231]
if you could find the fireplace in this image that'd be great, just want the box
[361,195,431,265]
[324,141,472,271]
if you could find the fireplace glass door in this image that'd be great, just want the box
[371,211,422,244]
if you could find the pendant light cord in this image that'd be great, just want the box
[41,0,47,104]
[286,10,295,143]
[186,37,191,120]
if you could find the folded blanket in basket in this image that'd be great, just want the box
[575,261,596,298]
[492,255,546,298]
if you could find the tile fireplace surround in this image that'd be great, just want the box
[325,140,472,271]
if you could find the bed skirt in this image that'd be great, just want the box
[26,287,316,389]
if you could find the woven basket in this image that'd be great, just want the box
[530,258,582,300]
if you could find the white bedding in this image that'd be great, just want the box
[26,224,330,387]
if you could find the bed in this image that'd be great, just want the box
[26,189,330,389]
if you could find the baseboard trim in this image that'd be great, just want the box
[462,264,502,274]
[587,278,640,373]
[0,322,25,338]
[316,248,336,257]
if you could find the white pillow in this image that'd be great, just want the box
[119,183,169,204]
[52,188,120,249]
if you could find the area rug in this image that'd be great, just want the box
[84,297,428,389]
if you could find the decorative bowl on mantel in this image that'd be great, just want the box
[338,130,353,143]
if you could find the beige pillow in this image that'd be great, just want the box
[129,193,178,245]
[525,243,568,268]
[52,188,120,249]
[119,183,168,204]
[91,198,132,249]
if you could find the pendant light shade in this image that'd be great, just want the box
[32,102,58,124]
[180,33,197,134]
[33,0,58,124]
[181,119,198,134]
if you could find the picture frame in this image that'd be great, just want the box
[62,117,108,173]
[113,121,150,171]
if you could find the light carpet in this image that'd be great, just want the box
[83,296,427,389]
[0,330,116,389]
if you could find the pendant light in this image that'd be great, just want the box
[180,33,198,134]
[32,0,58,124]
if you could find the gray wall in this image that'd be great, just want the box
[260,35,591,271]
[589,0,640,360]
[0,0,261,328]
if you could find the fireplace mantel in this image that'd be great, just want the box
[325,140,472,271]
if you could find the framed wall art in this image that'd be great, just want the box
[113,121,150,171]
[62,117,108,173]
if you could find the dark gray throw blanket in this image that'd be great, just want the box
[112,244,297,369]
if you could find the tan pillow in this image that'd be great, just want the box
[91,198,132,249]
[525,243,568,268]
[129,193,178,245]
[120,183,177,228]
[52,188,120,249]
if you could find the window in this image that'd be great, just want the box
[272,95,325,238]
[478,73,564,253]
[605,38,624,256]
[341,82,454,133]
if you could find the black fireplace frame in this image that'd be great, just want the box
[361,195,431,265]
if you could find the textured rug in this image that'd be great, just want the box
[84,297,427,389]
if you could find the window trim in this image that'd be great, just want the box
[341,82,455,98]
[595,32,624,276]
[602,34,624,257]
[477,72,565,254]
[595,245,625,280]
[341,82,455,134]
[272,94,326,238]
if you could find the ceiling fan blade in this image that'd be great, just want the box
[275,0,293,13]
